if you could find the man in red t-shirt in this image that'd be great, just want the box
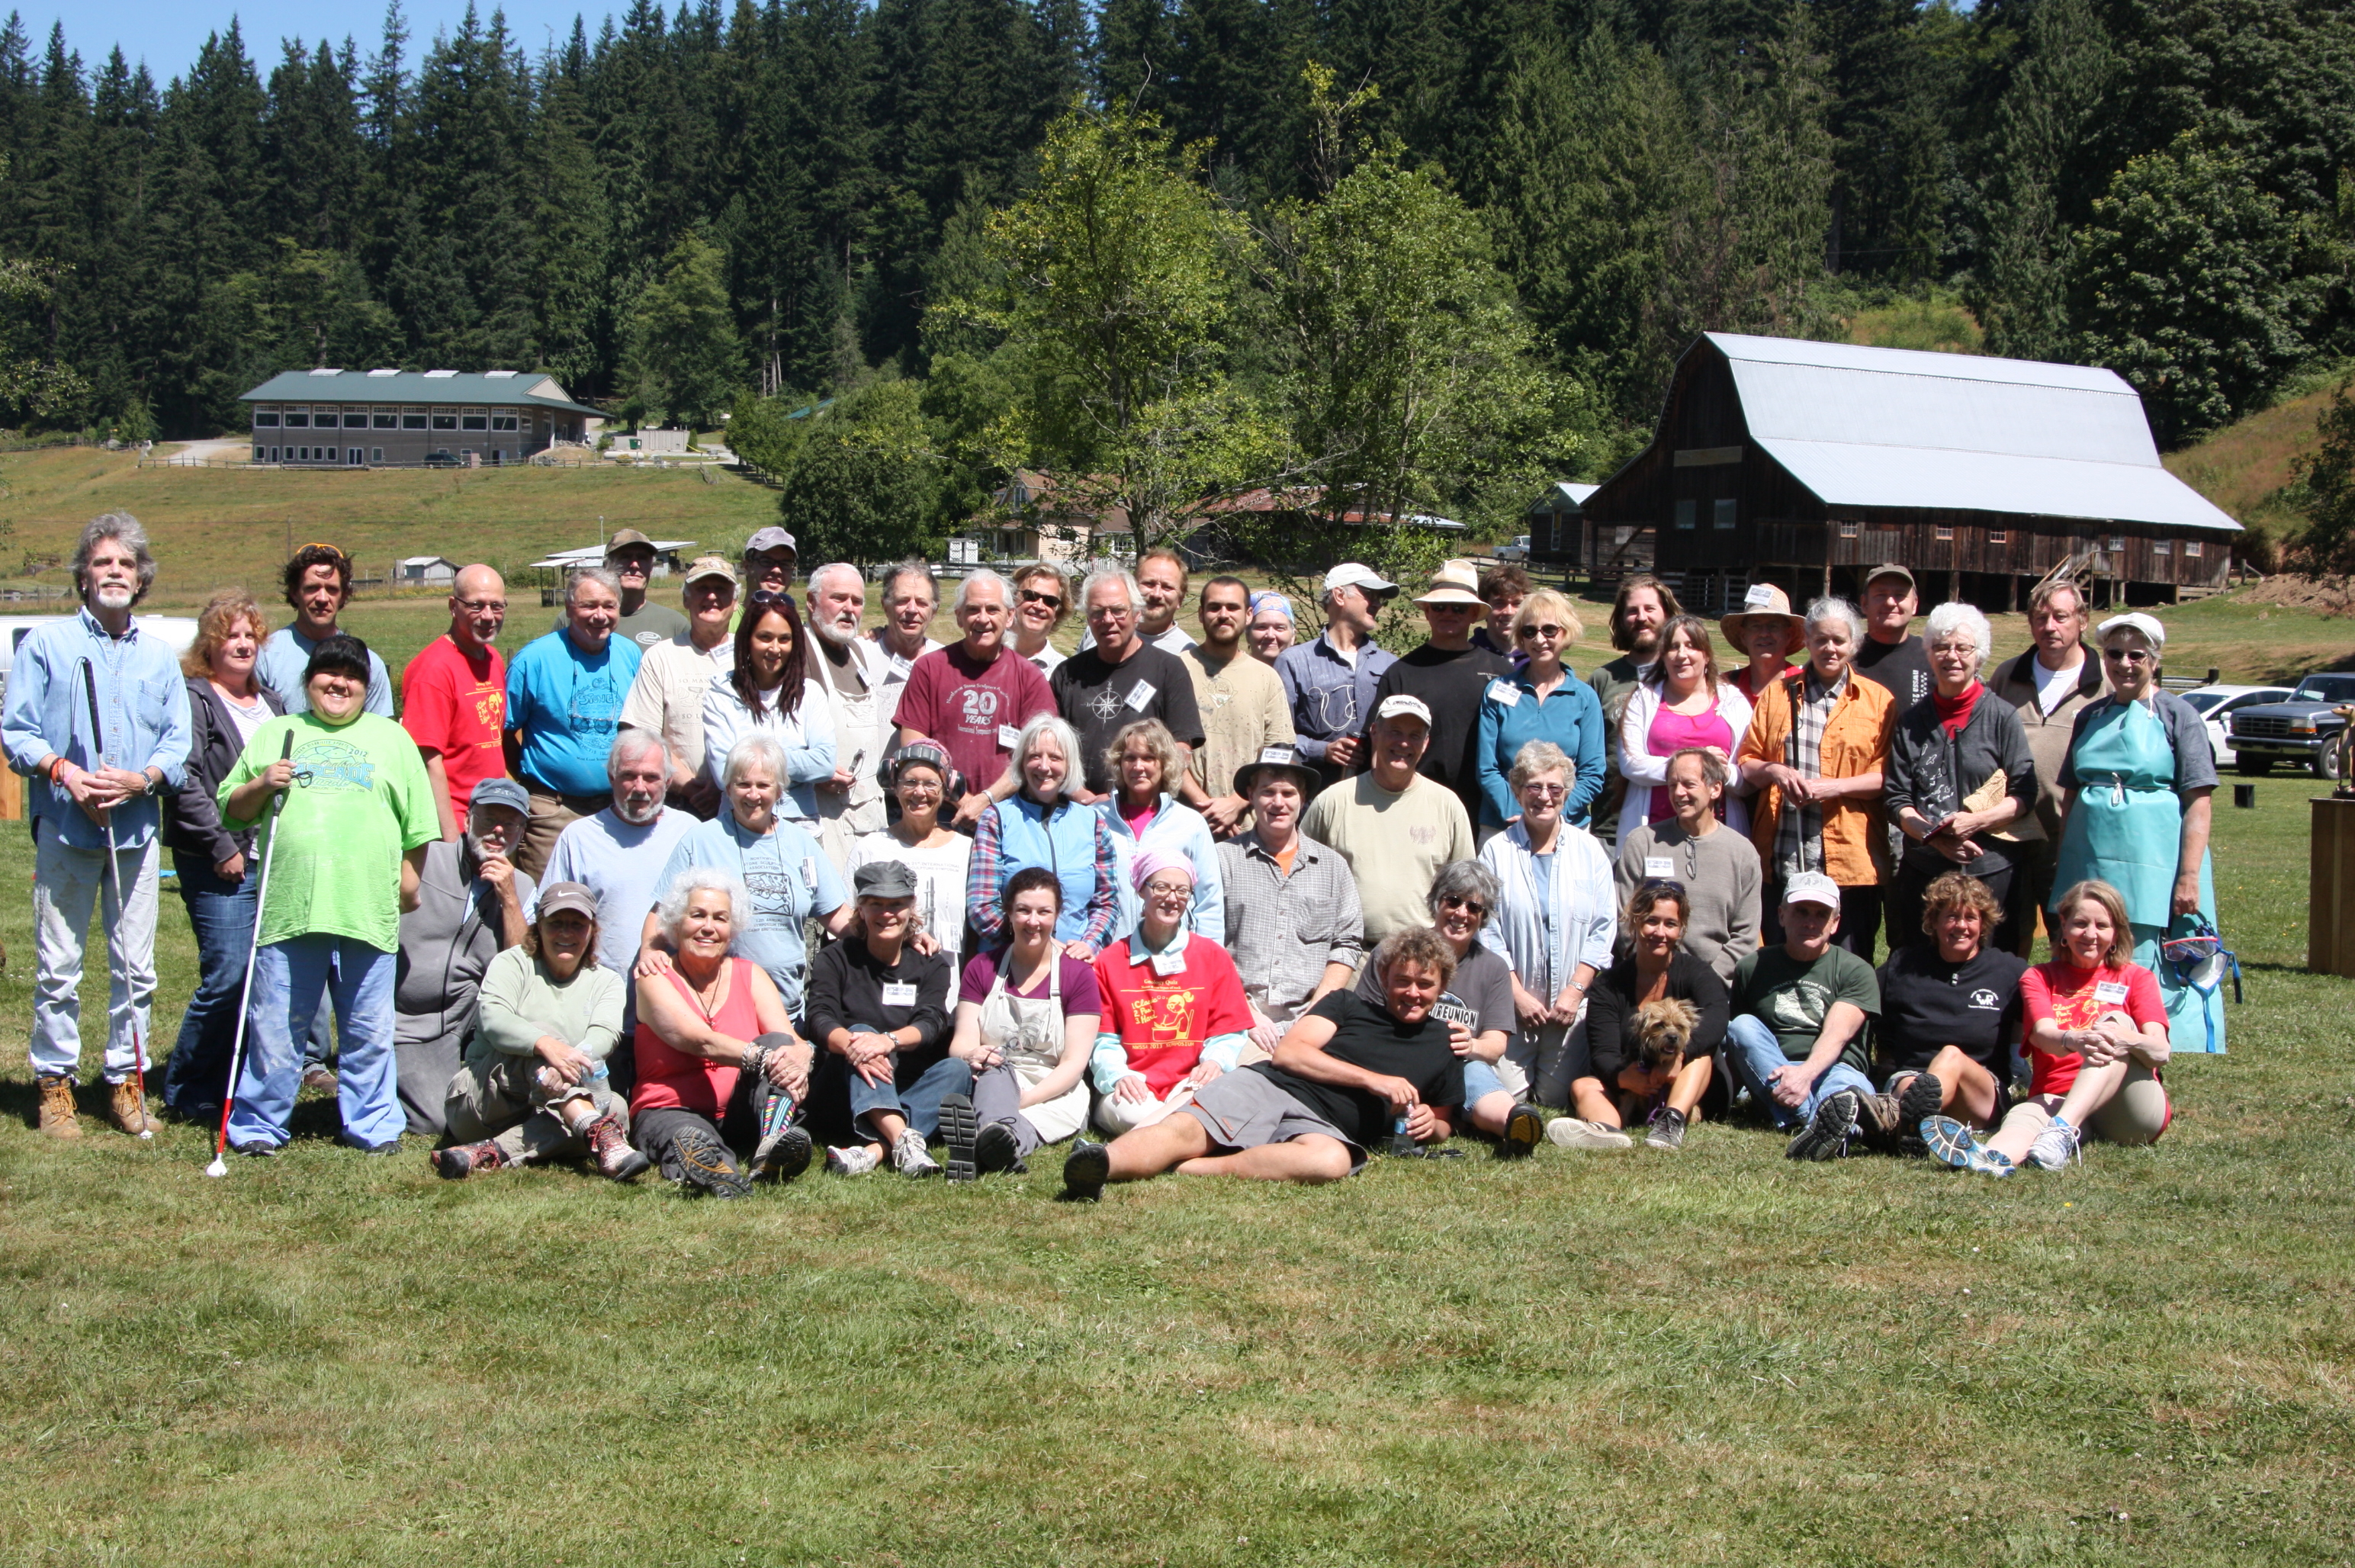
[402,563,512,839]
[895,569,1055,828]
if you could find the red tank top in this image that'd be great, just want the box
[631,958,766,1117]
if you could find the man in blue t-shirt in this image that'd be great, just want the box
[504,567,643,879]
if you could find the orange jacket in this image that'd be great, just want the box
[1737,670,1897,887]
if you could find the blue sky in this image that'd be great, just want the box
[18,0,619,81]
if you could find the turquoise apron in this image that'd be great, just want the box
[2053,699,2225,1052]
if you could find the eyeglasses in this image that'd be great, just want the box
[1019,588,1062,609]
[455,599,507,613]
[1438,894,1489,917]
[1145,881,1193,901]
[1518,782,1567,798]
[1085,604,1133,620]
[2102,647,2153,664]
[1515,624,1569,641]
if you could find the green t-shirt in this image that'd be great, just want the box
[1733,943,1879,1072]
[219,711,439,953]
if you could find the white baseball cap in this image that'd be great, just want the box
[1374,693,1433,727]
[1782,872,1843,909]
[1322,562,1396,596]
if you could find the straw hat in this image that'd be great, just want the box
[1719,582,1805,657]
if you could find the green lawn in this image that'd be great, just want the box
[2,760,2350,1562]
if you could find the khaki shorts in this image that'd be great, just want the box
[1181,1070,1366,1174]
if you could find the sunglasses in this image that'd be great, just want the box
[747,590,792,609]
[2102,647,2153,664]
[1515,624,1569,641]
[1438,894,1489,917]
[1019,588,1062,609]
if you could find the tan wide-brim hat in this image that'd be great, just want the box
[1720,582,1805,657]
[1414,557,1485,606]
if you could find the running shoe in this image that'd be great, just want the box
[1499,1102,1544,1158]
[974,1121,1023,1176]
[2023,1117,2084,1171]
[1921,1115,2015,1178]
[751,1123,812,1184]
[1062,1139,1110,1200]
[939,1093,981,1183]
[1786,1091,1859,1161]
[826,1144,881,1176]
[892,1129,943,1178]
[1544,1117,1633,1150]
[1895,1074,1944,1158]
[1646,1106,1688,1152]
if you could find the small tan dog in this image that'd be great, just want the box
[1617,997,1701,1126]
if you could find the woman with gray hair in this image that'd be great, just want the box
[1735,596,1898,956]
[968,713,1121,958]
[1883,600,2038,953]
[1351,858,1524,1149]
[1476,740,1616,1151]
[630,864,808,1194]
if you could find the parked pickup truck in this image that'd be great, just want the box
[2226,673,2355,778]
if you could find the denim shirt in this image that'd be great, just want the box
[1275,633,1398,778]
[2,606,193,850]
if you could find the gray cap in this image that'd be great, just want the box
[605,529,655,556]
[469,777,531,818]
[853,860,918,900]
[744,526,798,557]
[1782,871,1843,910]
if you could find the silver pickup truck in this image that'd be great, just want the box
[2227,672,2355,779]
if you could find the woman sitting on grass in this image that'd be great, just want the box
[808,860,958,1179]
[1925,878,2170,1176]
[630,866,809,1197]
[1862,870,2026,1158]
[1544,880,1727,1152]
[432,883,645,1183]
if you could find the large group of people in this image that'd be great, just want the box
[5,516,2228,1197]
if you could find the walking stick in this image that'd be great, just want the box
[206,729,296,1178]
[80,660,152,1140]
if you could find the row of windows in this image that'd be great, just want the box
[253,445,521,463]
[1672,498,1739,530]
[1825,519,2196,555]
[252,406,525,432]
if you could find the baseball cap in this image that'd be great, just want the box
[468,777,531,818]
[604,529,655,556]
[1375,693,1433,726]
[535,881,599,920]
[1322,562,1396,596]
[1865,562,1916,593]
[1414,557,1484,606]
[853,860,919,900]
[1782,872,1843,910]
[744,526,798,557]
[683,554,737,587]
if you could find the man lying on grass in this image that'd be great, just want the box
[1061,927,1464,1195]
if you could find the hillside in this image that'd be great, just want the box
[0,448,783,609]
[2162,375,2347,552]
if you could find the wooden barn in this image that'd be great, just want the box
[1580,333,2242,613]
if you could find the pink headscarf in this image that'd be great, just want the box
[1130,847,1195,892]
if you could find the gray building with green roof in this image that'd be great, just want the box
[238,368,606,466]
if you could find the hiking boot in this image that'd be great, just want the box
[939,1092,982,1183]
[430,1140,506,1181]
[2024,1116,2083,1171]
[975,1121,1023,1176]
[35,1075,80,1139]
[300,1065,339,1097]
[1499,1102,1544,1158]
[586,1115,651,1182]
[892,1129,942,1178]
[670,1126,750,1198]
[1544,1117,1633,1151]
[1894,1074,1943,1158]
[1787,1091,1859,1161]
[1646,1106,1689,1152]
[106,1079,157,1137]
[1062,1139,1110,1201]
[1851,1091,1904,1154]
[751,1123,812,1184]
[827,1144,882,1176]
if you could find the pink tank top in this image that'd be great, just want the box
[631,958,766,1117]
[1646,702,1735,821]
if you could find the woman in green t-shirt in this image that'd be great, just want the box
[218,635,439,1156]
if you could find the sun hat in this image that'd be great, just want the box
[1414,558,1484,606]
[1720,582,1805,657]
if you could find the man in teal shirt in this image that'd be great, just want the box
[505,566,643,879]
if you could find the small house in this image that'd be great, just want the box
[397,556,461,587]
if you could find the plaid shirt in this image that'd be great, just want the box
[1216,831,1364,1022]
[1773,666,1846,879]
[967,795,1121,950]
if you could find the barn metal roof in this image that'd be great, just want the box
[239,368,606,418]
[1705,333,2241,533]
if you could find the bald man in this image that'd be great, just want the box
[402,564,513,840]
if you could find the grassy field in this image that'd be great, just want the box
[2,731,2350,1558]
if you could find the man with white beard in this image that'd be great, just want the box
[541,731,697,1043]
[3,512,192,1138]
[803,562,895,872]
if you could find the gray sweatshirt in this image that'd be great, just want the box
[1614,820,1763,985]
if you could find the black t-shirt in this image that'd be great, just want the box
[1251,988,1466,1143]
[1583,951,1730,1084]
[804,938,955,1067]
[1855,632,1932,712]
[1368,642,1511,823]
[1050,643,1207,795]
[1871,942,2027,1080]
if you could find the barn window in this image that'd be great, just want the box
[490,410,519,432]
[373,407,398,429]
[252,406,279,427]
[461,408,490,431]
[2185,541,2203,558]
[1675,500,1697,531]
[1935,525,1955,541]
[2108,536,2125,552]
[1987,529,2006,544]
[1713,498,1737,529]
[2154,538,2172,556]
[432,410,458,430]
[1838,521,1859,538]
[405,407,429,430]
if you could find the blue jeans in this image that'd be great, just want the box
[227,935,401,1151]
[848,1053,974,1142]
[1725,1015,1873,1130]
[161,858,258,1118]
[1463,1059,1508,1106]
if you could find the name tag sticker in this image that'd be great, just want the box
[2094,981,2129,1006]
[1123,680,1156,712]
[1744,583,1776,609]
[1258,744,1296,766]
[800,857,818,890]
[1488,681,1521,706]
[997,724,1021,750]
[1645,856,1675,879]
[881,982,919,1007]
[1150,952,1186,977]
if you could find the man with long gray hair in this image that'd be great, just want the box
[3,512,192,1137]
[504,564,644,878]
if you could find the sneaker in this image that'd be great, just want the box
[1921,1115,2015,1178]
[105,1078,157,1136]
[300,1065,339,1097]
[233,1140,280,1158]
[430,1140,505,1181]
[35,1075,80,1139]
[586,1114,651,1182]
[1786,1091,1859,1161]
[751,1124,813,1184]
[1851,1091,1903,1153]
[1062,1139,1110,1200]
[974,1121,1022,1177]
[670,1126,750,1198]
[1894,1074,1944,1158]
[1646,1106,1689,1151]
[1499,1102,1544,1158]
[1544,1117,1633,1150]
[892,1129,943,1178]
[826,1144,882,1176]
[341,1136,401,1155]
[939,1092,982,1183]
[2024,1117,2083,1171]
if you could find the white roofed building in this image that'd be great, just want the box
[1582,333,2241,611]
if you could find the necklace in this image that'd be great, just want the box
[682,962,729,1022]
